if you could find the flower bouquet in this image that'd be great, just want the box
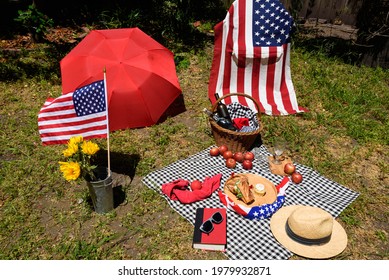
[59,136,100,182]
[59,136,113,213]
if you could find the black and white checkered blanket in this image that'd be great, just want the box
[142,145,359,260]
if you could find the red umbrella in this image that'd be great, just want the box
[60,28,182,131]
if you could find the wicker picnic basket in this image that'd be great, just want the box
[209,93,263,153]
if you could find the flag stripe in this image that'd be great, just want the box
[39,119,107,134]
[236,0,247,106]
[208,0,307,115]
[266,46,278,114]
[38,80,108,145]
[223,5,234,105]
[38,112,106,127]
[40,102,74,111]
[41,133,108,146]
[278,43,292,113]
[38,109,76,118]
[40,126,108,138]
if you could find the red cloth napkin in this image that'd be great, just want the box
[233,117,249,130]
[161,174,222,204]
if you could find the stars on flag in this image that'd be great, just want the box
[247,196,286,220]
[38,79,108,145]
[252,0,293,47]
[73,81,106,117]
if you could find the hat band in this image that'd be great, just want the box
[285,221,332,246]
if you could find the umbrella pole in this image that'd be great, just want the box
[103,68,111,177]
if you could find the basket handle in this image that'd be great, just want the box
[212,93,261,121]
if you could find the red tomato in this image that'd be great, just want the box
[218,145,228,155]
[226,158,236,169]
[243,151,255,161]
[291,172,303,184]
[242,159,253,170]
[190,180,202,191]
[210,147,220,156]
[223,150,233,159]
[284,163,296,175]
[233,152,244,163]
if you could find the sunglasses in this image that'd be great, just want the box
[199,211,224,234]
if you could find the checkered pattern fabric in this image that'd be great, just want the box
[227,102,259,129]
[142,145,359,260]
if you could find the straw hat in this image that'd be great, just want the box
[270,205,348,259]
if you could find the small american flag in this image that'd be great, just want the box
[38,80,108,145]
[218,177,290,220]
[208,0,307,115]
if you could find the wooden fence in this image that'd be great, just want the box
[282,0,363,25]
[222,0,363,25]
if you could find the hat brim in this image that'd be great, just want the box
[270,205,348,259]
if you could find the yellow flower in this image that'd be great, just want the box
[62,143,78,157]
[68,135,83,146]
[59,137,100,182]
[59,161,81,181]
[82,140,100,156]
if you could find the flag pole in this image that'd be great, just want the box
[103,68,111,176]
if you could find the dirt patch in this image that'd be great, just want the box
[0,26,88,50]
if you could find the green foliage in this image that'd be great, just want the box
[138,0,220,50]
[292,47,389,146]
[288,0,304,20]
[375,230,387,242]
[14,4,54,42]
[175,54,191,71]
[98,8,144,30]
[0,47,61,82]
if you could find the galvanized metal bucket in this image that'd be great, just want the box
[86,168,114,214]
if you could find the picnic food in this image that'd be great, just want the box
[284,163,296,175]
[218,145,228,155]
[223,150,233,159]
[190,180,202,191]
[233,152,244,163]
[253,183,266,196]
[291,172,303,184]
[225,174,255,204]
[242,159,253,170]
[225,158,236,169]
[243,151,255,161]
[210,147,220,156]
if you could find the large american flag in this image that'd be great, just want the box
[38,80,108,145]
[208,0,307,115]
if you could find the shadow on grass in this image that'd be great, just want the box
[157,93,187,123]
[292,26,367,66]
[92,150,141,209]
[0,40,76,82]
[112,186,126,208]
[95,149,140,180]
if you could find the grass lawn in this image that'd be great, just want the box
[0,29,388,260]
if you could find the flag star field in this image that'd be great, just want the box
[252,0,293,46]
[74,81,106,116]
